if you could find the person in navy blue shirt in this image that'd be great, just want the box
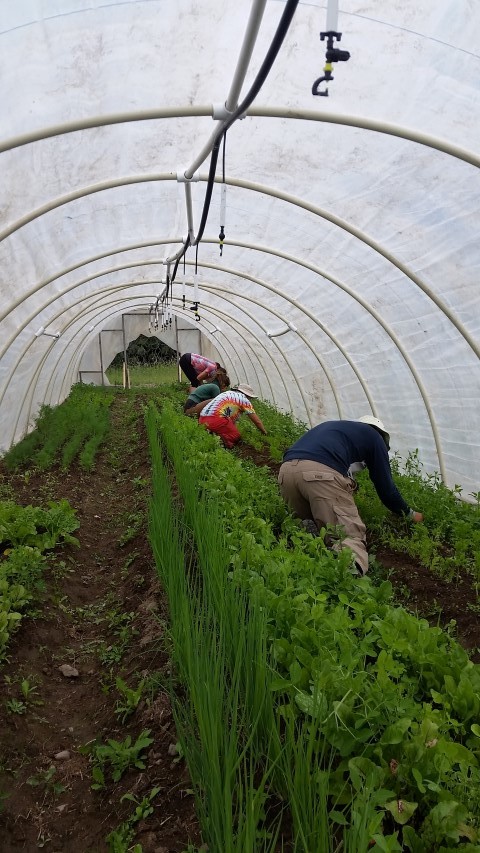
[278,416,423,574]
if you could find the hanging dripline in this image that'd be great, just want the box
[219,133,227,256]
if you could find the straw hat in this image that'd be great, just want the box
[236,384,257,398]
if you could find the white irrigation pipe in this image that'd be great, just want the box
[176,0,268,248]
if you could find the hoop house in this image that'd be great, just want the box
[1,0,479,494]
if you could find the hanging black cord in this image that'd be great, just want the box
[219,132,227,254]
[195,0,299,245]
[170,0,299,284]
[170,233,191,285]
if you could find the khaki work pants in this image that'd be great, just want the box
[278,459,368,574]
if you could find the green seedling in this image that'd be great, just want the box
[105,787,160,850]
[120,551,139,579]
[6,698,27,715]
[114,676,145,723]
[20,678,39,702]
[89,730,153,786]
[131,476,149,489]
[27,765,66,798]
[121,785,161,822]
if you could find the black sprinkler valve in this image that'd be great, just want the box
[312,31,350,97]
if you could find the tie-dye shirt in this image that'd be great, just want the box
[200,390,255,420]
[190,353,217,378]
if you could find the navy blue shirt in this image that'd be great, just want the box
[283,420,409,516]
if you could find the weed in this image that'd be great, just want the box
[118,511,144,546]
[96,641,126,667]
[89,730,153,787]
[132,476,149,489]
[143,671,168,703]
[20,678,39,702]
[6,698,27,715]
[104,786,161,851]
[120,551,139,579]
[114,676,145,723]
[27,765,66,798]
[121,785,161,821]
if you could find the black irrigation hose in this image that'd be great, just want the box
[170,233,191,294]
[171,0,299,285]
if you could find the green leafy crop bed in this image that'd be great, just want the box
[148,396,480,852]
[1,381,479,852]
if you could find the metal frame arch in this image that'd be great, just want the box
[0,233,427,426]
[55,298,276,409]
[18,299,272,456]
[4,274,446,483]
[0,265,296,414]
[1,170,477,363]
[51,300,270,411]
[30,289,275,417]
[6,290,160,448]
[0,253,364,416]
[0,247,445,478]
[1,106,479,168]
[1,259,169,358]
[170,296,300,419]
[198,260,447,481]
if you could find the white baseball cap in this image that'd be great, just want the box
[358,415,390,448]
[236,383,257,398]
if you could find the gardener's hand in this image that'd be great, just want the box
[409,509,423,523]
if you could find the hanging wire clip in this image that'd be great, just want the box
[195,312,201,322]
[312,31,350,96]
[219,225,225,257]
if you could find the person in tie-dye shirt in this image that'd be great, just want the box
[198,384,267,448]
[179,352,222,387]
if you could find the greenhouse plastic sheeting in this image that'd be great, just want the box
[1,0,479,496]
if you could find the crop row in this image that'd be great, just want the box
[148,400,480,852]
[0,499,79,660]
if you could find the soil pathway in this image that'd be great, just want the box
[0,395,201,852]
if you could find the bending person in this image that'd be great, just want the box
[179,352,221,388]
[199,384,267,448]
[183,371,230,416]
[278,415,423,575]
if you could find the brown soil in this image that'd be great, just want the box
[0,401,479,852]
[0,396,201,852]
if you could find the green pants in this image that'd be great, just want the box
[278,458,368,574]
